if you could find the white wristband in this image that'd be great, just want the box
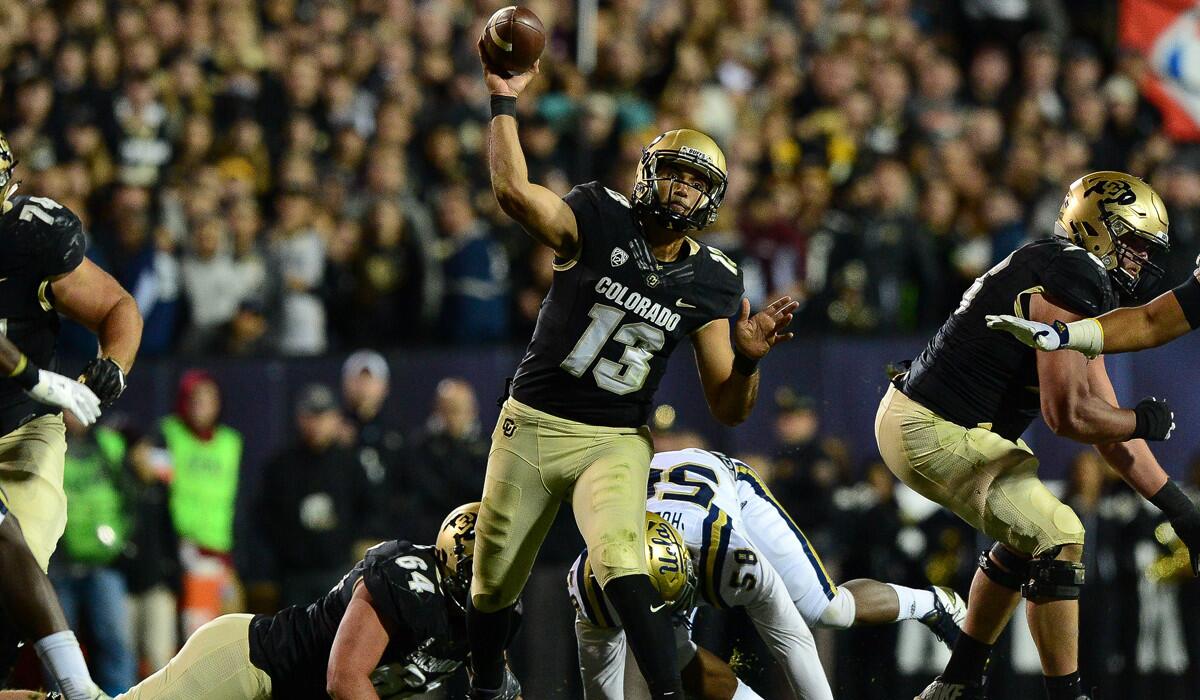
[1064,318,1105,359]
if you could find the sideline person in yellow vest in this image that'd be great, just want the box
[153,370,243,636]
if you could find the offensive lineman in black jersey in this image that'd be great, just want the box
[67,503,517,700]
[876,171,1195,700]
[471,48,797,700]
[0,132,143,700]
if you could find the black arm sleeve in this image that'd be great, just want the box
[1171,274,1200,330]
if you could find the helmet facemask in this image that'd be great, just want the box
[1097,214,1169,302]
[633,149,727,232]
[440,553,472,614]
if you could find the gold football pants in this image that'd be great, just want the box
[875,384,1084,556]
[471,398,654,612]
[115,614,271,700]
[0,414,67,571]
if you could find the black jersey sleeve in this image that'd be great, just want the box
[695,244,745,320]
[8,196,87,278]
[8,195,87,278]
[362,544,446,639]
[1038,246,1117,317]
[562,182,633,268]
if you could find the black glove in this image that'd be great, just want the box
[80,357,126,407]
[1131,396,1175,441]
[1151,480,1200,577]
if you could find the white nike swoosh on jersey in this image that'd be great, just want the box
[675,298,696,308]
[650,602,668,613]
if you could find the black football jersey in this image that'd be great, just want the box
[903,238,1119,441]
[0,195,86,434]
[248,540,469,699]
[510,182,744,428]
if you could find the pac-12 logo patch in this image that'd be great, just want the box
[610,247,629,267]
[502,417,516,437]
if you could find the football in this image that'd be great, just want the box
[480,5,545,76]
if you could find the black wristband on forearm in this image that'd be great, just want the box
[1171,275,1200,330]
[1150,480,1197,521]
[9,354,38,391]
[490,94,517,119]
[732,350,759,377]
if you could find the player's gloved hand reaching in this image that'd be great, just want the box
[985,315,1065,351]
[732,297,800,374]
[79,357,125,407]
[28,369,101,426]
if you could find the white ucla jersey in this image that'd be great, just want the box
[646,448,744,529]
[569,448,839,628]
[570,448,837,700]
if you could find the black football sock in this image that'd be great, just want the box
[1044,671,1084,700]
[602,574,684,699]
[467,599,514,691]
[941,630,993,686]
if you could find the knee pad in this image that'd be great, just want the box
[977,543,1031,592]
[815,588,856,629]
[1021,551,1085,601]
[590,536,645,586]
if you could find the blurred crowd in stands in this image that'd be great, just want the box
[3,0,1200,356]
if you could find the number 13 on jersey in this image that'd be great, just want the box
[561,302,665,395]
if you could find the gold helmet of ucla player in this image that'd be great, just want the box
[0,131,18,214]
[1057,171,1170,301]
[645,512,697,613]
[435,502,479,613]
[632,129,728,232]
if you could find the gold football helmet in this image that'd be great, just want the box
[645,512,697,613]
[435,502,479,612]
[0,131,17,214]
[632,128,727,231]
[1057,171,1170,300]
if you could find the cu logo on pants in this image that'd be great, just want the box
[502,418,516,437]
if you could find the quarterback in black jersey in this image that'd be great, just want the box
[0,132,142,700]
[471,47,797,700]
[877,171,1194,700]
[90,503,520,700]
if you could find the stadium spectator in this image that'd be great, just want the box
[258,383,372,606]
[267,182,327,355]
[49,413,136,695]
[157,370,243,636]
[435,184,511,343]
[769,388,839,539]
[407,378,488,536]
[338,350,405,536]
[178,216,250,354]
